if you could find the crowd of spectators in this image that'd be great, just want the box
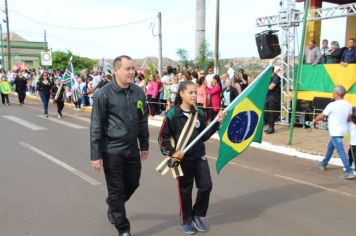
[304,38,356,66]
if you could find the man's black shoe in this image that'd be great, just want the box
[119,232,131,236]
[265,127,275,134]
[193,216,208,232]
[107,209,115,224]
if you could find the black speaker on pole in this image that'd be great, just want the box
[255,30,281,59]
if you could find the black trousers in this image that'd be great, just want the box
[57,100,64,116]
[348,145,356,166]
[265,95,279,128]
[177,157,212,225]
[103,155,141,233]
[17,89,26,104]
[1,93,10,104]
[147,95,157,116]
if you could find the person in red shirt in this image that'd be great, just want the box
[146,75,159,117]
[205,75,222,121]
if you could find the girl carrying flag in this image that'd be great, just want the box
[159,80,225,234]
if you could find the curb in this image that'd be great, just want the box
[24,93,342,167]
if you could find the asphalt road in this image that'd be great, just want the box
[1,97,356,236]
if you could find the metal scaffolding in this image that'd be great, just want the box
[256,1,356,124]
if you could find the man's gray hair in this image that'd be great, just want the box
[334,85,346,98]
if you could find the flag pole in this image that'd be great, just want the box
[54,57,73,101]
[288,0,310,145]
[183,57,278,154]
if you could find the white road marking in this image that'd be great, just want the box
[19,142,101,186]
[37,115,87,129]
[2,115,47,131]
[25,104,91,124]
[149,139,356,199]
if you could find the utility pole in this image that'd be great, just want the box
[157,12,163,77]
[214,0,220,74]
[0,24,4,70]
[195,0,206,60]
[44,30,47,51]
[5,0,11,71]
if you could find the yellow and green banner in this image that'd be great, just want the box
[297,64,356,106]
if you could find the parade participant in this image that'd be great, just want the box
[36,72,52,117]
[159,80,225,234]
[264,66,281,134]
[13,70,27,105]
[90,55,149,236]
[312,85,354,180]
[0,75,11,105]
[51,79,65,118]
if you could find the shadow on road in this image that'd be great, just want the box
[131,184,320,235]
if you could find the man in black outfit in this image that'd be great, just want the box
[13,71,28,105]
[265,66,281,134]
[90,55,149,236]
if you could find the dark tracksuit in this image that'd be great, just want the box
[90,80,149,233]
[159,106,219,225]
[14,76,28,104]
[265,73,281,128]
[51,85,65,117]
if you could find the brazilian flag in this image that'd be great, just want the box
[217,66,273,173]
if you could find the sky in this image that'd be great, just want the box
[3,0,347,60]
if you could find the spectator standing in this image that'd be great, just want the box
[205,75,222,121]
[235,70,248,92]
[221,79,238,109]
[304,40,322,66]
[170,75,179,104]
[264,67,281,134]
[312,86,354,180]
[320,39,330,64]
[341,38,356,65]
[325,41,342,64]
[205,67,215,87]
[226,62,235,81]
[13,71,28,105]
[135,73,146,93]
[146,75,159,117]
[196,77,207,109]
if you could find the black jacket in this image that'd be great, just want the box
[36,79,53,95]
[90,80,149,160]
[159,106,219,161]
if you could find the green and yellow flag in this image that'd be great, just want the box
[217,66,273,173]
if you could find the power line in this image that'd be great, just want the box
[9,9,154,31]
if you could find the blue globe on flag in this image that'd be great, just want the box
[227,111,259,143]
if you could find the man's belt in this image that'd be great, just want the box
[156,111,198,179]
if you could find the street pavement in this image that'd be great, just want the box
[1,98,356,236]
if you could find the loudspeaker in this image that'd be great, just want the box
[312,97,333,110]
[296,99,313,112]
[255,30,281,60]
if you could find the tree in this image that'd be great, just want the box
[176,48,194,67]
[196,41,213,70]
[52,50,97,73]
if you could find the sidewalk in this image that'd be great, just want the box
[25,94,346,167]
